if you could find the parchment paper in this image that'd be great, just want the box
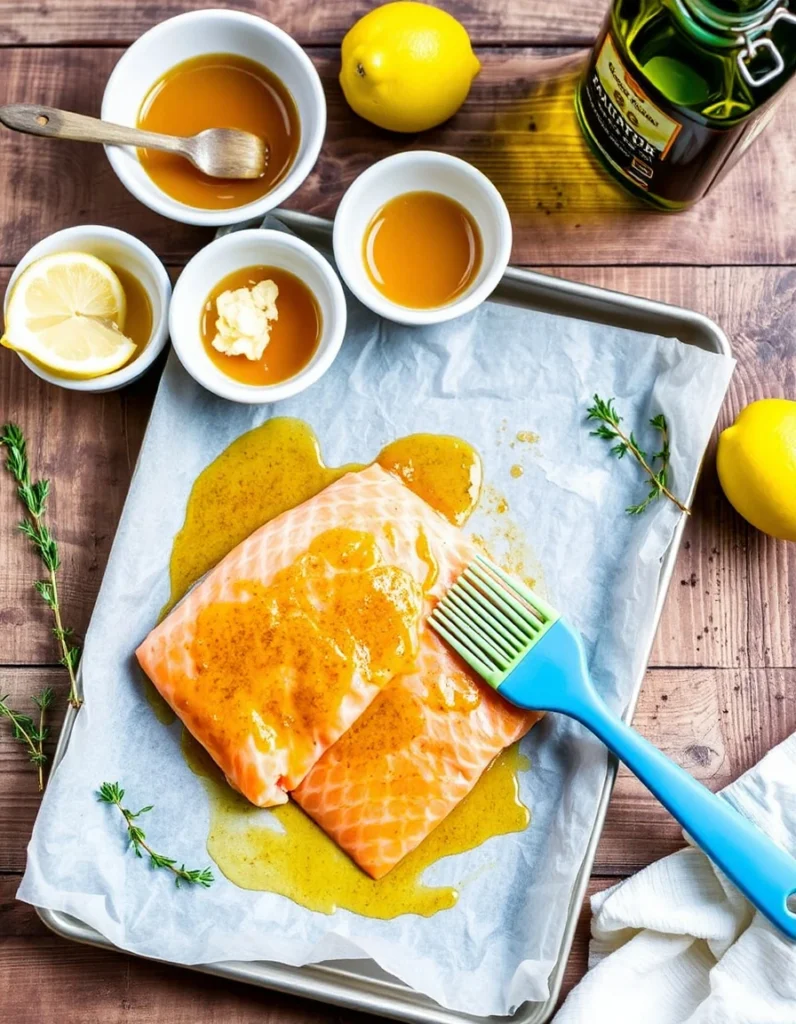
[18,225,734,1016]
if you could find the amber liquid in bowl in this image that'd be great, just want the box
[137,54,300,210]
[363,191,483,309]
[111,265,153,361]
[201,265,321,386]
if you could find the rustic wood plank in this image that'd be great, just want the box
[0,669,66,868]
[0,872,610,1020]
[0,0,600,47]
[3,667,794,875]
[1,2,789,1017]
[2,48,796,266]
[3,266,794,668]
[0,882,374,1024]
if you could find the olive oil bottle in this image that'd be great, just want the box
[576,0,796,209]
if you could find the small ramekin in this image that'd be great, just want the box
[169,229,346,404]
[332,151,512,327]
[101,10,326,227]
[3,225,171,393]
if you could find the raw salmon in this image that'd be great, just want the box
[137,462,542,873]
[293,524,542,880]
[137,464,445,806]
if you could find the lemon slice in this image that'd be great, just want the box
[2,252,137,379]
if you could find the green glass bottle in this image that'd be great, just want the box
[576,0,796,209]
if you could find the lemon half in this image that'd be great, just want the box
[2,252,136,379]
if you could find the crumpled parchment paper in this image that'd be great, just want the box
[18,223,734,1016]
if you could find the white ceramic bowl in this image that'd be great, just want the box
[101,10,326,226]
[333,151,512,326]
[170,229,346,403]
[3,225,171,393]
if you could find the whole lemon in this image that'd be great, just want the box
[339,2,481,133]
[717,398,796,541]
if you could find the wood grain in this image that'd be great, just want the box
[0,670,64,871]
[0,868,608,1022]
[3,48,796,266]
[2,667,793,876]
[2,267,794,669]
[0,880,376,1024]
[0,0,601,47]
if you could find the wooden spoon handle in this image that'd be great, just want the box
[0,104,187,155]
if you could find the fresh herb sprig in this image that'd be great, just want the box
[0,688,54,791]
[587,395,690,516]
[98,782,214,889]
[1,423,82,708]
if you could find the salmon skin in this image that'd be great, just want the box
[137,463,541,876]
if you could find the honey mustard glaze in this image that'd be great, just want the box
[159,418,531,918]
[183,731,529,919]
[187,529,422,789]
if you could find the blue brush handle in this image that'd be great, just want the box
[500,618,796,940]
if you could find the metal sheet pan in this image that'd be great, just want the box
[34,209,732,1024]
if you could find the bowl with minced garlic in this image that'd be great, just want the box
[170,229,347,403]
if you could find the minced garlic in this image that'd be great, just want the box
[212,279,279,361]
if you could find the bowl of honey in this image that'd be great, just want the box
[101,10,325,226]
[3,225,171,392]
[169,229,347,404]
[333,151,512,326]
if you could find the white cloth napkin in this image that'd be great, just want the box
[554,733,796,1024]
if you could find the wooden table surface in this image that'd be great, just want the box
[1,2,795,1020]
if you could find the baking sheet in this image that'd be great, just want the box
[18,238,733,1017]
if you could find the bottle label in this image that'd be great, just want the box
[585,33,683,189]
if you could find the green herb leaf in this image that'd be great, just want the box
[587,397,690,516]
[99,781,214,889]
[1,422,82,710]
[0,690,54,790]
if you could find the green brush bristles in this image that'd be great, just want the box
[429,556,559,687]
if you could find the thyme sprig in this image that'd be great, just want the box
[587,396,690,516]
[98,782,214,889]
[0,688,54,791]
[1,423,82,707]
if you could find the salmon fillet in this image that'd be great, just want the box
[138,461,542,875]
[292,520,542,879]
[137,464,457,806]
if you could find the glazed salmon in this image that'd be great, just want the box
[137,461,542,873]
[137,464,458,806]
[293,528,542,880]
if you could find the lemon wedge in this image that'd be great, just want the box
[2,252,136,379]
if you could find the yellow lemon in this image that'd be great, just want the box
[2,251,136,379]
[717,398,796,541]
[340,2,481,133]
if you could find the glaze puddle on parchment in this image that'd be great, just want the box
[151,418,534,917]
[166,419,483,610]
[183,729,529,918]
